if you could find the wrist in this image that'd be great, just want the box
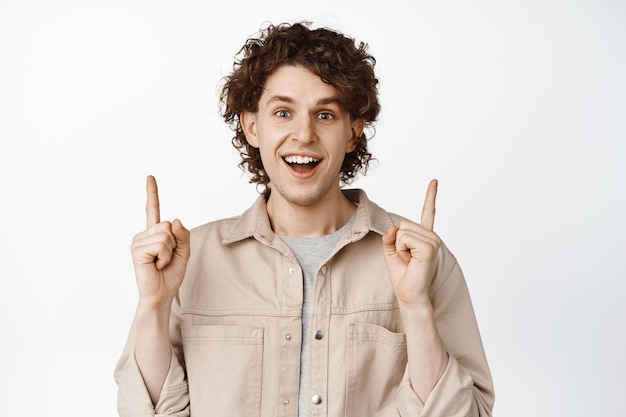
[136,297,174,319]
[398,297,435,324]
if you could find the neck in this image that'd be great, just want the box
[267,188,356,237]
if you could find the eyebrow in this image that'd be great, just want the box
[266,95,295,105]
[265,95,342,107]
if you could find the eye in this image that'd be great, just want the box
[275,109,290,118]
[317,112,333,121]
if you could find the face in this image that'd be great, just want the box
[242,65,363,209]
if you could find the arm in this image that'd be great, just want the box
[383,180,494,415]
[133,302,176,404]
[398,297,448,403]
[122,175,191,405]
[382,179,447,402]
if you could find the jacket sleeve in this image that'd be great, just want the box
[396,244,495,416]
[113,295,190,417]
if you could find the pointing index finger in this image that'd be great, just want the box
[420,179,438,231]
[145,175,161,229]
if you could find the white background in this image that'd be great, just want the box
[1,0,624,416]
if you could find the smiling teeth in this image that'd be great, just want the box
[284,155,319,164]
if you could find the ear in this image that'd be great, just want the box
[347,118,365,153]
[241,111,259,148]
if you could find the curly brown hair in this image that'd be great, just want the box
[219,21,380,194]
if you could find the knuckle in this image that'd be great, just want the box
[130,241,139,253]
[398,220,411,230]
[156,221,172,231]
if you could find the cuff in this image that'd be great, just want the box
[117,347,189,417]
[397,355,474,417]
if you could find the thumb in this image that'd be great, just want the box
[382,225,399,258]
[171,219,191,260]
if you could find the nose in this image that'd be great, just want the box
[292,115,316,144]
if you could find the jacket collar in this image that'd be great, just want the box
[222,189,394,245]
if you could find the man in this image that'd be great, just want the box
[115,22,494,416]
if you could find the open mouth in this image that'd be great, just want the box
[283,155,321,174]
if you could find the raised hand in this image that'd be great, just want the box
[382,179,441,306]
[130,175,190,309]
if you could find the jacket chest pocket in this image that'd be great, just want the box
[345,323,407,417]
[182,325,264,417]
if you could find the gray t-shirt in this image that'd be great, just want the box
[279,213,355,416]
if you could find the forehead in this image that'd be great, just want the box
[259,65,340,105]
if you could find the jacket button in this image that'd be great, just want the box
[285,333,292,341]
[312,394,322,405]
[288,267,295,275]
[314,330,324,340]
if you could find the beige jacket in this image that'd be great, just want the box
[114,189,494,417]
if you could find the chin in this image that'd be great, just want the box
[274,185,328,208]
